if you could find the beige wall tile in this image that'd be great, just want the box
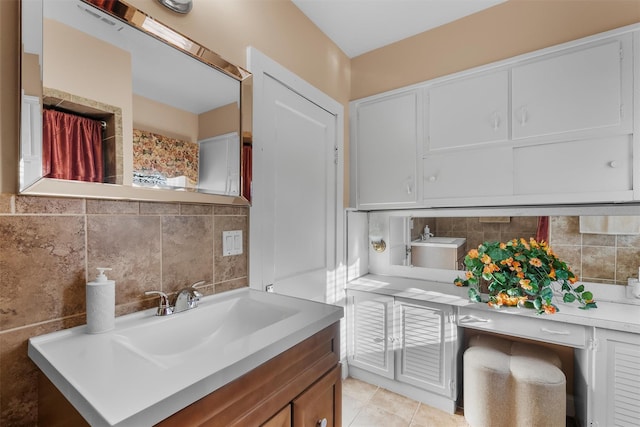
[161,216,213,292]
[582,233,616,247]
[0,194,13,213]
[214,277,248,294]
[617,234,640,248]
[550,245,582,280]
[616,247,640,282]
[582,246,616,281]
[550,216,582,246]
[86,215,162,304]
[214,205,248,216]
[0,317,84,425]
[139,201,180,215]
[86,199,139,214]
[214,215,248,283]
[15,195,84,214]
[180,203,213,216]
[0,216,86,330]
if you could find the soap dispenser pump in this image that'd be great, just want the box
[86,267,115,334]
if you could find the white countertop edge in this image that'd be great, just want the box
[28,290,344,427]
[348,274,640,335]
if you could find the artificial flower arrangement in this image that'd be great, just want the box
[454,238,597,314]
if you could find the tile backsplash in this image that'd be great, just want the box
[0,193,248,425]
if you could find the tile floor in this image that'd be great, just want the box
[342,377,468,427]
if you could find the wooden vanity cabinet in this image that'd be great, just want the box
[38,322,341,427]
[158,321,341,427]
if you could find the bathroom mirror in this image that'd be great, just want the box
[383,214,639,286]
[20,0,252,204]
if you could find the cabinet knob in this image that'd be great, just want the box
[317,418,328,427]
[609,161,619,168]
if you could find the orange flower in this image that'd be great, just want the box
[468,249,479,259]
[454,279,465,287]
[548,268,556,279]
[517,271,525,279]
[483,263,500,274]
[520,238,530,249]
[569,276,578,284]
[543,304,557,314]
[500,242,507,250]
[529,238,539,248]
[529,258,543,267]
[466,271,474,279]
[520,279,532,290]
[481,254,492,264]
[500,257,513,266]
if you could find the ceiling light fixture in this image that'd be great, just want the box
[156,0,192,14]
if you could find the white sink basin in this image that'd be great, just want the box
[412,237,466,248]
[113,295,297,359]
[28,288,343,426]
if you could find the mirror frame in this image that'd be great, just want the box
[19,0,252,205]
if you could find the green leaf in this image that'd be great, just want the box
[582,291,593,301]
[563,293,576,303]
[555,270,569,280]
[468,288,481,303]
[533,297,542,310]
[575,285,584,293]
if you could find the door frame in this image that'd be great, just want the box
[247,47,345,303]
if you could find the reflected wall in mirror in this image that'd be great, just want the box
[389,215,640,286]
[20,0,252,203]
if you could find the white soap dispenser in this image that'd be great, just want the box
[86,267,115,333]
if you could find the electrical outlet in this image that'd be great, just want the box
[222,230,243,256]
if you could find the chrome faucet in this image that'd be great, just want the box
[173,282,204,313]
[145,281,206,316]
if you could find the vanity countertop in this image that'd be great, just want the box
[28,288,344,427]
[348,274,640,335]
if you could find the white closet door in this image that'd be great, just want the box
[259,74,337,302]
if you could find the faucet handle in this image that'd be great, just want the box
[190,280,207,289]
[144,290,173,316]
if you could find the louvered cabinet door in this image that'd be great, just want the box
[394,298,456,398]
[348,290,394,379]
[593,328,640,427]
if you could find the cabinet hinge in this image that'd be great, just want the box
[589,338,600,352]
[620,104,624,120]
[334,146,339,165]
[449,379,455,391]
[447,313,456,324]
[620,47,624,60]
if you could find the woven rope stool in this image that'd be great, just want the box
[463,334,566,427]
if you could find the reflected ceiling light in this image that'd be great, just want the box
[156,0,193,14]
[142,17,194,51]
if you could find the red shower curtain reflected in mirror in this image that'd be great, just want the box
[42,109,104,183]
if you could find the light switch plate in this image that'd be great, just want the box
[222,230,243,256]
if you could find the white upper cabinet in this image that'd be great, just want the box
[350,25,639,209]
[427,71,509,152]
[352,89,422,209]
[512,35,633,142]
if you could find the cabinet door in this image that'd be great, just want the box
[292,365,341,427]
[262,405,291,427]
[394,299,457,398]
[423,146,513,204]
[513,135,633,200]
[512,36,632,142]
[592,328,640,427]
[354,90,421,209]
[348,290,394,379]
[427,71,508,151]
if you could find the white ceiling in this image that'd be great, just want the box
[291,0,508,58]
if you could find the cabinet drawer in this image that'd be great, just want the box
[513,135,632,195]
[458,307,587,348]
